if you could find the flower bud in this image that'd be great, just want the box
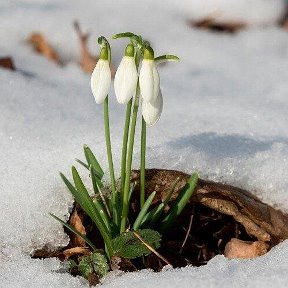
[139,47,160,103]
[114,44,138,104]
[90,47,111,104]
[142,90,163,126]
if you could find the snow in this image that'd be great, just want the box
[170,0,288,26]
[1,0,288,287]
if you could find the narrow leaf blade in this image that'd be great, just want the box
[49,213,97,250]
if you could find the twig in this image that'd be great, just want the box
[179,206,195,254]
[132,231,171,266]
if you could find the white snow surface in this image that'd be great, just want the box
[174,0,288,25]
[1,0,288,287]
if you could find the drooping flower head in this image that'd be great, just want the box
[91,47,111,104]
[139,47,160,104]
[114,44,138,104]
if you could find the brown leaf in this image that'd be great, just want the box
[187,14,246,34]
[73,21,115,76]
[0,57,15,71]
[69,209,87,247]
[62,247,91,260]
[27,32,60,64]
[224,238,269,259]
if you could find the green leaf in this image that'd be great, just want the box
[75,158,89,169]
[140,202,165,227]
[154,54,180,65]
[112,32,136,39]
[83,145,104,179]
[163,177,180,206]
[89,166,111,222]
[71,166,111,235]
[49,213,97,250]
[76,158,103,182]
[61,167,113,257]
[159,173,198,233]
[133,191,156,231]
[112,229,161,259]
[78,252,109,279]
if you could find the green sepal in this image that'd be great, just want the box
[112,32,136,39]
[154,54,180,65]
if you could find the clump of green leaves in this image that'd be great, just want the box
[78,252,109,279]
[51,32,198,280]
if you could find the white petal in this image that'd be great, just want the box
[142,90,163,126]
[151,63,160,104]
[114,56,138,104]
[139,59,154,102]
[90,59,111,104]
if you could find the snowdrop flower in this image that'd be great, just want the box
[114,44,138,104]
[91,47,111,104]
[139,47,160,103]
[142,90,163,126]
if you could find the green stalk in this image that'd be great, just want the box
[133,191,156,230]
[140,117,146,208]
[120,82,140,233]
[103,97,117,206]
[120,98,132,195]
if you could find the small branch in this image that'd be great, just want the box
[179,206,195,254]
[132,231,171,266]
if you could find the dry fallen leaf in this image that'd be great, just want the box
[27,32,60,64]
[62,247,91,260]
[74,21,98,73]
[224,238,269,259]
[187,12,246,34]
[0,57,15,70]
[73,21,116,75]
[69,209,86,247]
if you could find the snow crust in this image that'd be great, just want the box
[0,0,288,287]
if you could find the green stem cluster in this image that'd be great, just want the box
[121,82,141,232]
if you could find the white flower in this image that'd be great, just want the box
[142,90,163,126]
[114,56,138,104]
[139,59,160,103]
[91,59,111,104]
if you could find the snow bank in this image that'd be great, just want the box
[0,0,288,287]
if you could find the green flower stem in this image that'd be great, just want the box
[103,97,117,207]
[120,98,132,195]
[140,117,146,208]
[120,82,140,233]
